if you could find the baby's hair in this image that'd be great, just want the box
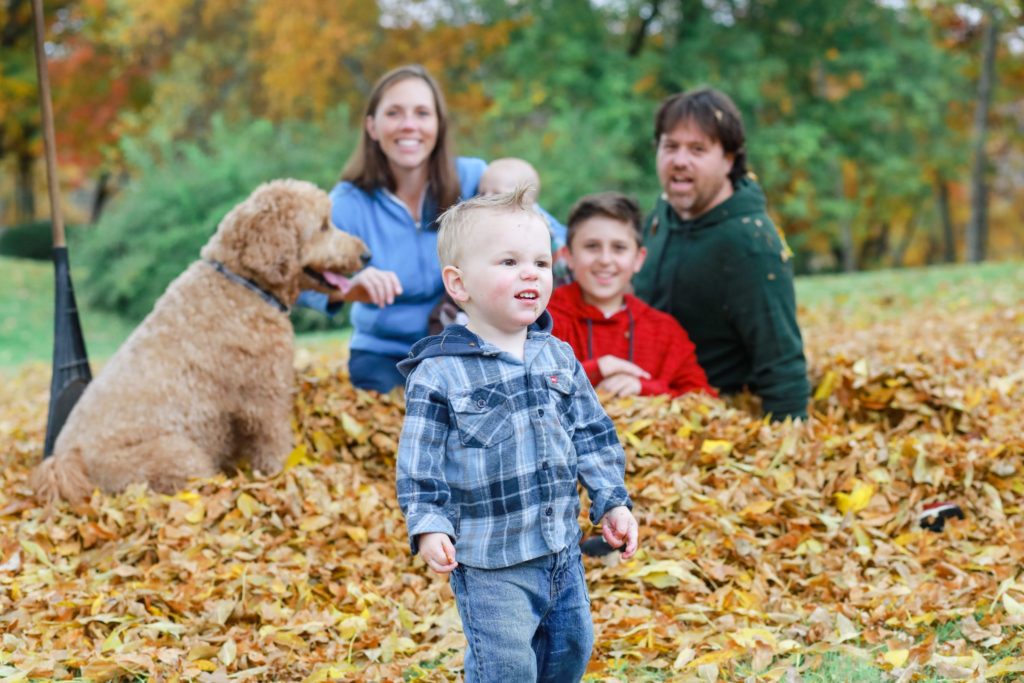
[566,192,643,248]
[437,184,541,267]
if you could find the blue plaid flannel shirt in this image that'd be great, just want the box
[396,319,632,569]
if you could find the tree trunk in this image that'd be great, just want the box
[628,1,662,56]
[934,174,957,263]
[890,215,918,268]
[90,171,111,224]
[966,5,998,263]
[836,171,856,272]
[14,152,35,222]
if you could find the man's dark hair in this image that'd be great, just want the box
[654,88,748,185]
[566,192,643,249]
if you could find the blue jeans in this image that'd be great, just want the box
[347,349,406,393]
[449,546,593,683]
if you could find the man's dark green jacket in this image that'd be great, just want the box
[633,178,809,420]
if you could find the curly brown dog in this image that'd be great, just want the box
[32,179,369,502]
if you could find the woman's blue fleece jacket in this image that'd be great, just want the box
[298,157,487,357]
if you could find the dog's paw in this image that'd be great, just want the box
[252,458,284,479]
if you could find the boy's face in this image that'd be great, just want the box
[443,210,553,336]
[565,216,646,312]
[656,118,734,219]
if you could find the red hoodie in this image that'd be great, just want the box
[548,282,714,397]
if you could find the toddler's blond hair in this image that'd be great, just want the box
[436,185,541,267]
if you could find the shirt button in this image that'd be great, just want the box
[476,399,486,408]
[537,408,545,417]
[542,462,549,470]
[545,507,553,516]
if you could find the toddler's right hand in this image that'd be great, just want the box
[418,532,458,575]
[597,355,650,382]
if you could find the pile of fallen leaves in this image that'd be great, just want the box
[2,270,1024,682]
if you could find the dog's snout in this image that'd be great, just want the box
[360,251,372,266]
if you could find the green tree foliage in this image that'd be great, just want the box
[8,0,1018,289]
[73,110,356,328]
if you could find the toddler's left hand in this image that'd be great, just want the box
[600,506,639,559]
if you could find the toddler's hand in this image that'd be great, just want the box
[597,356,650,382]
[418,532,458,575]
[600,506,639,559]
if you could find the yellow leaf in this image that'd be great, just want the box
[285,444,314,470]
[835,480,874,515]
[728,628,777,650]
[773,467,795,493]
[194,659,217,672]
[701,439,733,456]
[299,515,332,532]
[687,647,738,669]
[344,526,368,544]
[626,419,654,436]
[218,638,236,666]
[628,560,704,589]
[673,647,696,670]
[340,412,364,439]
[236,492,261,519]
[814,370,837,401]
[834,613,859,643]
[311,430,334,455]
[1002,593,1024,616]
[740,500,774,517]
[881,649,909,668]
[18,539,51,567]
[185,501,205,524]
[796,538,823,555]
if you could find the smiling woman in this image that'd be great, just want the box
[296,64,487,393]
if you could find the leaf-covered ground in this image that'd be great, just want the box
[2,264,1023,682]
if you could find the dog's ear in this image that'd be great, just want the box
[203,184,302,292]
[237,206,301,289]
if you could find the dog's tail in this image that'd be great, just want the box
[30,447,93,504]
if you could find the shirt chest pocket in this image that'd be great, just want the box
[539,369,576,430]
[450,389,513,448]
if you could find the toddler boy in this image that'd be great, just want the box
[548,191,713,398]
[397,187,639,682]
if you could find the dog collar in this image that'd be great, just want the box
[204,260,289,313]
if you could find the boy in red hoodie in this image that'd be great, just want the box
[548,192,713,398]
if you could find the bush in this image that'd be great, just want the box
[0,220,58,260]
[74,110,357,332]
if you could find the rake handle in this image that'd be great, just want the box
[31,0,65,248]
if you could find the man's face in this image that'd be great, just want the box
[655,118,735,220]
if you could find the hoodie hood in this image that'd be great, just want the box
[548,282,650,325]
[398,310,554,377]
[659,176,767,234]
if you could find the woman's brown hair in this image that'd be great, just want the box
[341,64,461,213]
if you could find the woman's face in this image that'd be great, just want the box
[366,77,439,175]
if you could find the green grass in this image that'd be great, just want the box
[6,256,1020,375]
[0,256,137,371]
[795,259,1024,313]
[0,255,351,374]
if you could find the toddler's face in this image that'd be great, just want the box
[565,216,646,312]
[452,210,553,334]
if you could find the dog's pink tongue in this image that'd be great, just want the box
[322,271,351,291]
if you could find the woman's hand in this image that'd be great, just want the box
[328,267,403,306]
